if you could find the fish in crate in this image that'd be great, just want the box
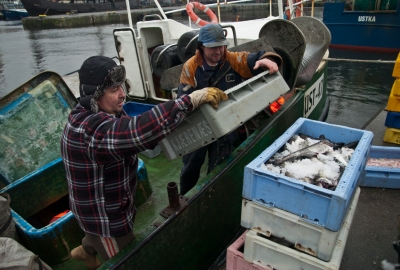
[264,133,359,190]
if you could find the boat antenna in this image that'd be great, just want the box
[125,0,133,28]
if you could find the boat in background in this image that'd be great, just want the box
[19,0,139,16]
[0,0,29,20]
[323,0,400,52]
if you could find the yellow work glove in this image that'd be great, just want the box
[188,87,228,109]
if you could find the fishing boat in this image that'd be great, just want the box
[0,1,331,269]
[0,1,29,20]
[18,0,140,16]
[323,0,400,52]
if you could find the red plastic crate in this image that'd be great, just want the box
[226,230,272,270]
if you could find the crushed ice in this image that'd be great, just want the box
[262,134,356,190]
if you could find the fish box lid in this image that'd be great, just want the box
[0,71,77,186]
[159,71,290,160]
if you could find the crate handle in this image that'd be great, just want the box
[300,213,325,226]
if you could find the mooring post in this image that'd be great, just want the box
[167,182,180,209]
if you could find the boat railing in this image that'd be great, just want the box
[125,0,283,28]
[142,14,163,21]
[286,0,317,19]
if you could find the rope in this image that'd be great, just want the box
[322,58,396,64]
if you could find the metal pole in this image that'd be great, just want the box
[278,0,284,19]
[187,0,191,28]
[217,0,221,23]
[322,58,396,64]
[269,0,272,16]
[167,182,181,209]
[311,0,314,17]
[153,0,168,19]
[125,0,133,28]
[288,0,294,19]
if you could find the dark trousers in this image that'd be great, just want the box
[179,132,235,195]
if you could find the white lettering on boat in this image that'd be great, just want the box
[358,16,376,22]
[169,120,213,152]
[304,74,324,118]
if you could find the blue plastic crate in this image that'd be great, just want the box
[243,118,373,231]
[123,102,162,158]
[123,102,155,117]
[0,158,151,265]
[360,146,400,189]
[385,111,400,129]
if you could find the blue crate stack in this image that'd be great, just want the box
[239,118,373,269]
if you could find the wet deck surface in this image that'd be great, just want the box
[341,109,399,270]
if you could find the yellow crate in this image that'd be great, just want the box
[386,92,400,112]
[393,53,400,78]
[391,78,400,96]
[383,127,400,145]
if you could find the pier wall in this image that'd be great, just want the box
[22,2,322,30]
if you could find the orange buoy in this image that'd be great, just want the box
[186,2,218,27]
[285,0,302,19]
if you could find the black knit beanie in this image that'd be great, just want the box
[79,56,126,113]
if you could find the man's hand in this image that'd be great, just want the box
[188,87,228,109]
[253,58,279,74]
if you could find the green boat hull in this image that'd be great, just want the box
[99,62,329,270]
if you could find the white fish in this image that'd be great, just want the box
[269,141,332,165]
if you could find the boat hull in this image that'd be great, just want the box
[100,62,329,270]
[19,0,139,16]
[323,1,400,52]
[1,9,29,20]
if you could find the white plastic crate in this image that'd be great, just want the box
[243,118,373,231]
[241,186,360,261]
[243,187,360,270]
[159,71,289,160]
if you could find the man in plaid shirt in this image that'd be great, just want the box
[61,56,227,268]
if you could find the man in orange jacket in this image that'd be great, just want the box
[177,23,282,195]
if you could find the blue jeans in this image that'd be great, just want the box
[179,132,235,195]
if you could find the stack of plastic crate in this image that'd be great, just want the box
[226,118,373,270]
[384,53,400,145]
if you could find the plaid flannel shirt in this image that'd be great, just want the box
[61,96,192,237]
